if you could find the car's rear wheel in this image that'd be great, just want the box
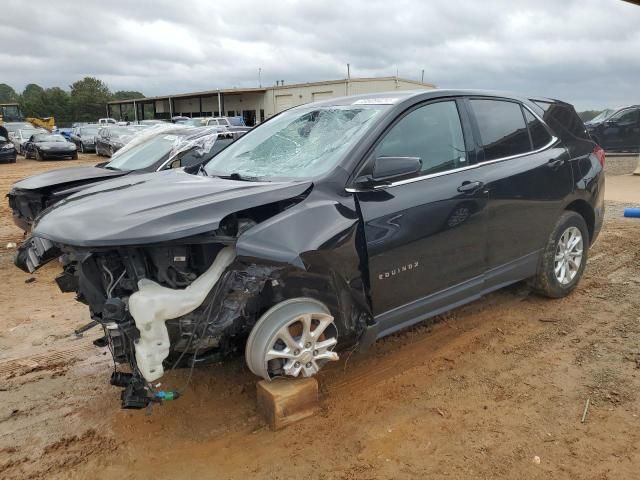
[245,298,339,380]
[531,211,589,298]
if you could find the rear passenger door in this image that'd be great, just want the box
[467,98,573,284]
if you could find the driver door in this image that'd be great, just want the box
[355,99,488,336]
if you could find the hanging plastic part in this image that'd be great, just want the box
[128,246,236,382]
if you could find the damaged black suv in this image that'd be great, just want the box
[17,90,605,408]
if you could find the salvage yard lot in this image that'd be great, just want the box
[1,156,639,479]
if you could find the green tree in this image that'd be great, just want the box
[577,110,603,122]
[69,77,112,122]
[0,84,19,103]
[43,87,72,126]
[112,90,145,101]
[20,84,47,118]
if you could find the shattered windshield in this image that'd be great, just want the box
[204,104,387,179]
[105,134,181,170]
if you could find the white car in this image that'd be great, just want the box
[11,129,45,155]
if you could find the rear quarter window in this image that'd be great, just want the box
[533,101,590,142]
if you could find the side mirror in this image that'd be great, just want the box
[354,156,422,189]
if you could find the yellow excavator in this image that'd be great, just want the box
[0,104,55,131]
[25,116,56,131]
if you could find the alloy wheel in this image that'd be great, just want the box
[246,298,339,380]
[554,226,583,285]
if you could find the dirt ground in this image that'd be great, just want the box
[1,155,639,480]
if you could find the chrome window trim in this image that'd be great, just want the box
[346,101,557,193]
[346,135,558,192]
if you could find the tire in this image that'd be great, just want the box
[531,211,589,298]
[79,143,85,153]
[245,298,339,380]
[71,152,78,160]
[35,149,42,161]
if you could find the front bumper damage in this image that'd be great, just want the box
[17,237,281,408]
[16,180,374,409]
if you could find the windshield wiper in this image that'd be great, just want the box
[212,172,265,182]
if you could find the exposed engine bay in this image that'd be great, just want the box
[45,212,292,408]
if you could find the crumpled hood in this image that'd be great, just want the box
[11,166,127,191]
[33,169,312,247]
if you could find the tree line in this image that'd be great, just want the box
[0,77,144,127]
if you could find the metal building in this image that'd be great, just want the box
[106,76,435,126]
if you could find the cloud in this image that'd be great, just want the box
[2,0,639,109]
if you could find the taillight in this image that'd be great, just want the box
[593,144,605,168]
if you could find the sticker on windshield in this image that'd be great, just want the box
[353,98,399,105]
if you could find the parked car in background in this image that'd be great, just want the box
[137,119,167,126]
[98,118,117,125]
[586,105,640,152]
[171,115,190,123]
[204,116,251,138]
[0,134,17,163]
[15,90,604,409]
[3,122,35,136]
[53,127,73,140]
[23,133,77,161]
[70,125,101,153]
[11,128,45,155]
[95,126,140,157]
[8,127,233,231]
[206,116,247,131]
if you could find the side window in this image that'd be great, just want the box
[610,108,639,125]
[524,109,552,149]
[470,99,530,161]
[375,101,466,175]
[180,151,203,167]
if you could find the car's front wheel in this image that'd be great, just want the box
[245,298,339,380]
[79,143,85,153]
[531,211,589,298]
[34,149,42,161]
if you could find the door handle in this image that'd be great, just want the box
[457,181,484,193]
[547,158,565,168]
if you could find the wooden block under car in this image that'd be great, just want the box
[256,377,319,431]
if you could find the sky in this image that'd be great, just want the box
[2,0,639,110]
